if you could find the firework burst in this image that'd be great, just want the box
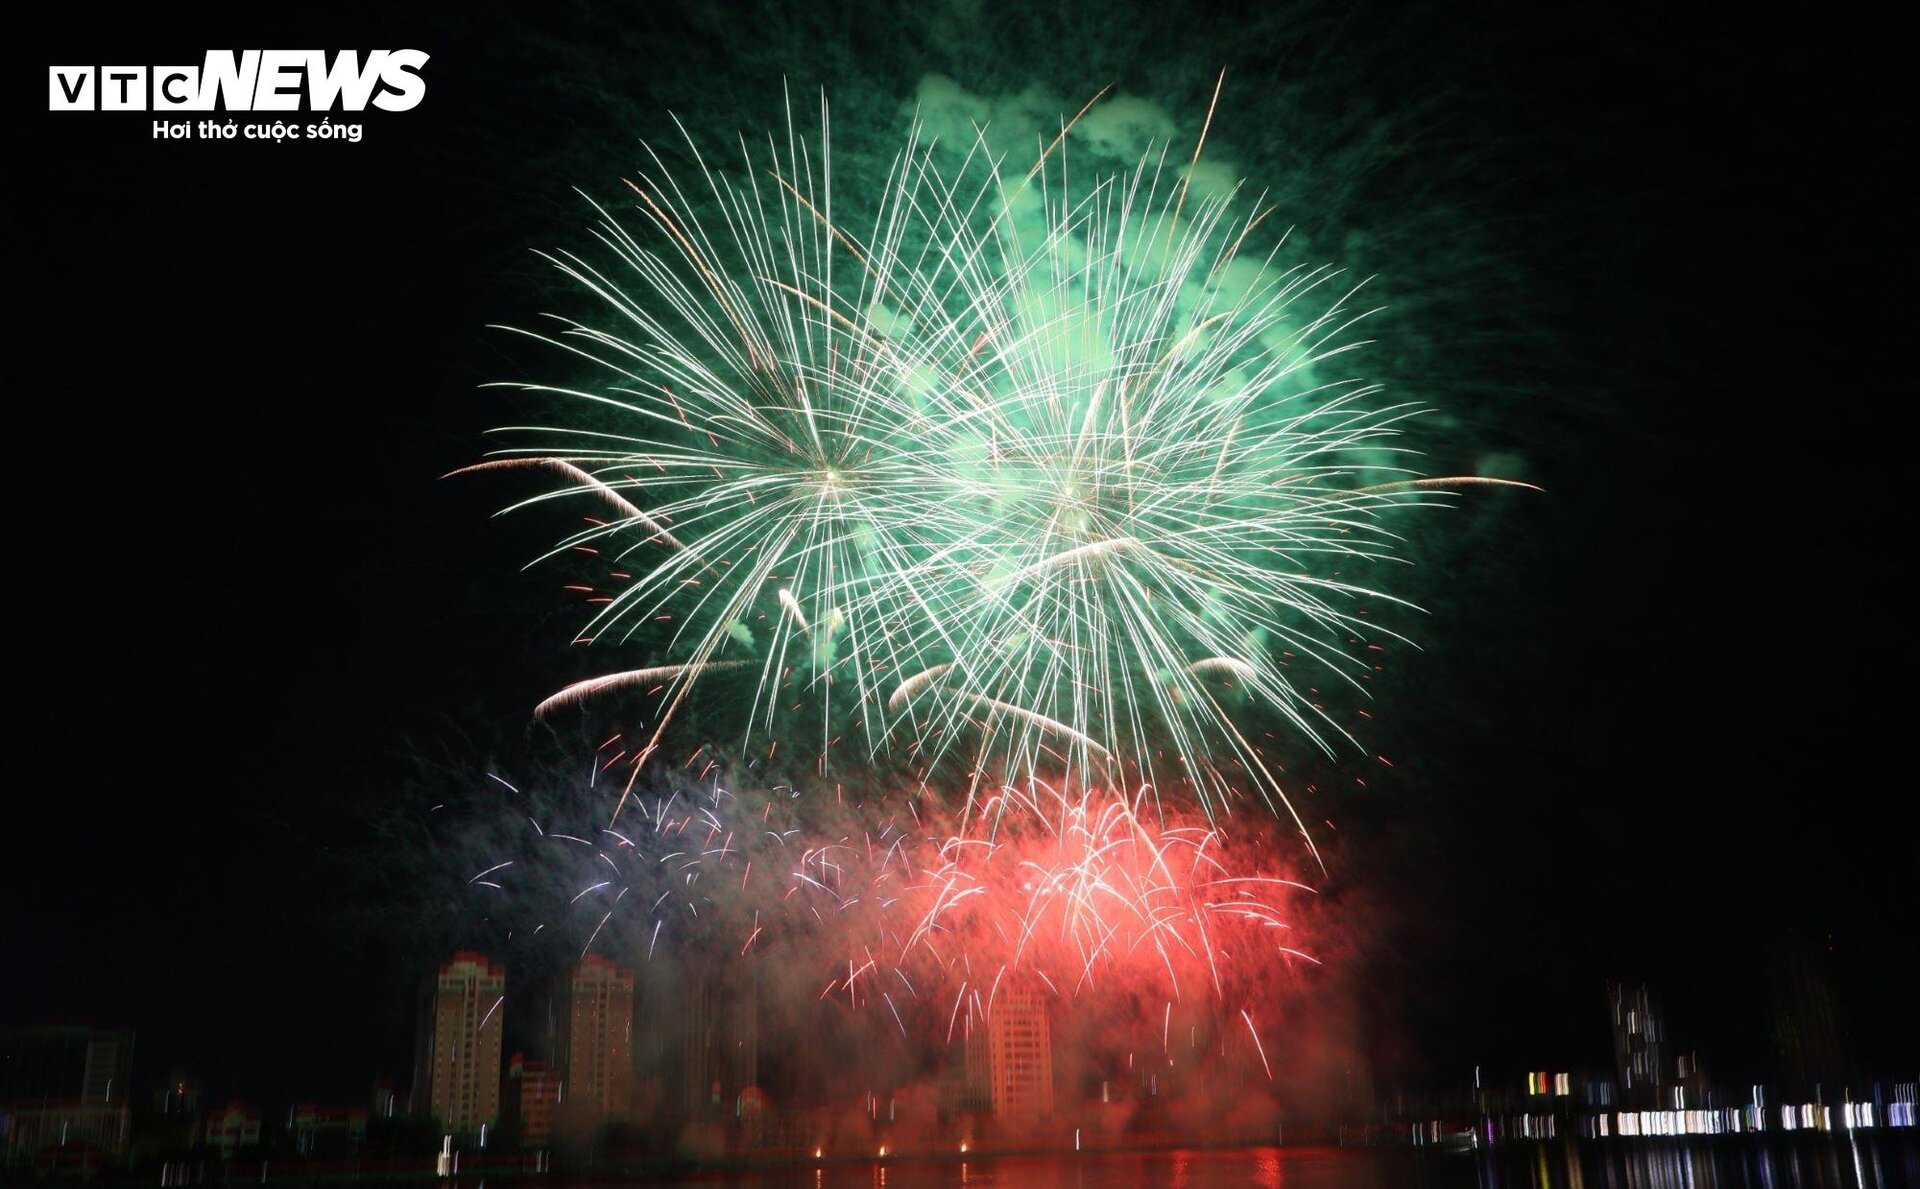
[474,752,1314,1064]
[466,90,1471,846]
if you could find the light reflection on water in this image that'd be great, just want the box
[1461,1132,1920,1189]
[446,1135,1920,1189]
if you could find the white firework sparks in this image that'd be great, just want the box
[473,92,1464,839]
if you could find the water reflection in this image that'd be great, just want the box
[443,1135,1918,1188]
[1466,1133,1918,1189]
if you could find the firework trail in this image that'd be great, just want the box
[467,91,1478,838]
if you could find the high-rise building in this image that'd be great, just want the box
[680,974,720,1119]
[505,1054,561,1145]
[0,1026,135,1106]
[1607,981,1666,1108]
[0,1026,136,1166]
[728,976,759,1114]
[1766,931,1853,1099]
[966,991,1054,1123]
[675,968,758,1121]
[423,952,506,1137]
[563,955,635,1123]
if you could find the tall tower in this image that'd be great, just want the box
[1607,981,1666,1109]
[675,967,758,1121]
[1766,931,1852,1099]
[680,973,719,1119]
[565,955,635,1123]
[966,990,1054,1123]
[426,952,506,1136]
[727,971,759,1110]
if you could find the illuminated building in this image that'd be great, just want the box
[1608,982,1666,1108]
[505,1053,560,1144]
[966,990,1054,1122]
[421,952,506,1137]
[563,955,634,1123]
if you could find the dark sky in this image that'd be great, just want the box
[14,1,1913,1110]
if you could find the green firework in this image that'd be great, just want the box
[470,97,1501,846]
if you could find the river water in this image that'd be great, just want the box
[456,1134,1919,1188]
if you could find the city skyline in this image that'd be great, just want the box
[7,956,1914,1172]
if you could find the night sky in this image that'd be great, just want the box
[15,1,1913,1110]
